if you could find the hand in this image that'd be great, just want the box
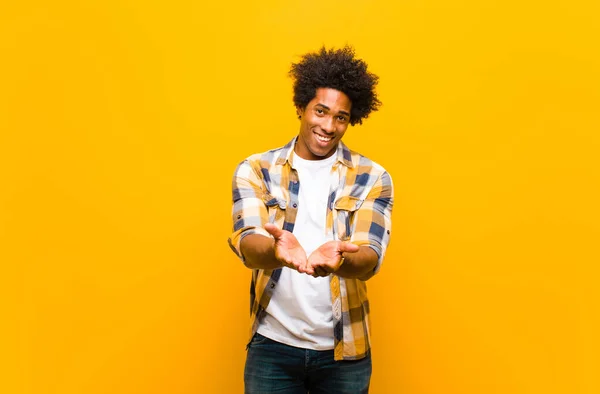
[264,223,310,273]
[307,240,360,277]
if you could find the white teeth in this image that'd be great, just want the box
[315,134,332,142]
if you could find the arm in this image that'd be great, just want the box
[347,170,394,279]
[308,170,393,281]
[239,233,281,270]
[228,160,311,273]
[337,245,379,280]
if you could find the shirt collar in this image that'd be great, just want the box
[276,136,354,168]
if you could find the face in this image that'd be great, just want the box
[294,87,352,160]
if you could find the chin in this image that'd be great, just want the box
[316,151,333,158]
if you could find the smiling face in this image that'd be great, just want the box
[294,87,352,160]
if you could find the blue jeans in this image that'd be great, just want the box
[244,333,372,393]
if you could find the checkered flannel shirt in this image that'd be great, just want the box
[228,137,393,360]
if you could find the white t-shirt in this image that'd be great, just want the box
[257,152,337,350]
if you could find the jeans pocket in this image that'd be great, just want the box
[247,333,273,349]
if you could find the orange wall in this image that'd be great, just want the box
[1,1,599,393]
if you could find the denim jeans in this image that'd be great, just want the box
[244,333,372,393]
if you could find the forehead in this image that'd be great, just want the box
[311,88,352,111]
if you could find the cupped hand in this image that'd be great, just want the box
[264,223,311,273]
[307,240,360,277]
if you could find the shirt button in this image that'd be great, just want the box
[292,203,297,208]
[270,283,276,289]
[237,215,242,219]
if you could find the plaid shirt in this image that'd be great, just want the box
[228,137,393,361]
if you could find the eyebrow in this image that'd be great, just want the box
[315,103,351,117]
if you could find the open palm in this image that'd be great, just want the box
[308,240,359,277]
[264,223,309,273]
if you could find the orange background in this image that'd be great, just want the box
[1,1,599,393]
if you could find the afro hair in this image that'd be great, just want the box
[289,45,381,126]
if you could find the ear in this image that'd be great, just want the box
[296,106,304,119]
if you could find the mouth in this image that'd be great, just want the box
[313,132,334,143]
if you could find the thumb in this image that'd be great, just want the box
[339,241,360,253]
[264,223,284,239]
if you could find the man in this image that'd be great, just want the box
[228,46,393,393]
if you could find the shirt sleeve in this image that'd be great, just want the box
[349,170,394,275]
[228,159,271,262]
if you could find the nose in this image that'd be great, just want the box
[321,116,335,134]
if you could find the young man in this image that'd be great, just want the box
[228,46,393,393]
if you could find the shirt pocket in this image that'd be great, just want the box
[333,196,364,241]
[262,193,287,226]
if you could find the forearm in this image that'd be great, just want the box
[335,245,379,281]
[239,233,284,270]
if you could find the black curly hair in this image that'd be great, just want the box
[289,45,381,126]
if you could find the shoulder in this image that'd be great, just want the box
[233,141,292,178]
[243,146,283,166]
[347,147,393,185]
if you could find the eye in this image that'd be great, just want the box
[316,108,324,114]
[337,115,348,122]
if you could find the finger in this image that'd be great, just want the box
[314,266,329,277]
[286,255,303,271]
[291,260,303,272]
[339,242,360,253]
[287,260,302,271]
[296,260,306,273]
[301,262,314,275]
[310,264,324,277]
[264,223,284,239]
